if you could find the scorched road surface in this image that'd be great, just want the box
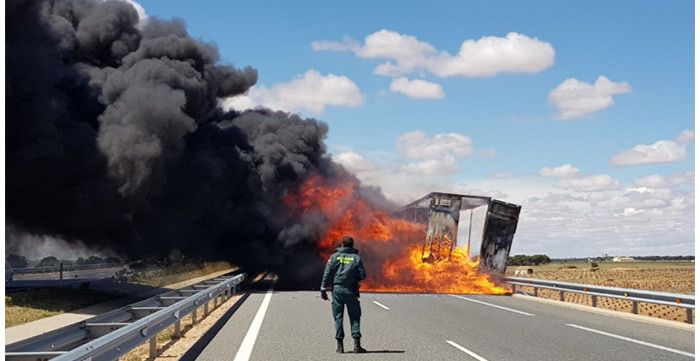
[194,290,694,361]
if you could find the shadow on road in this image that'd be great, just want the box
[346,350,405,354]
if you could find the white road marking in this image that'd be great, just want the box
[450,295,535,316]
[233,288,273,361]
[566,323,695,358]
[446,340,489,361]
[372,300,390,310]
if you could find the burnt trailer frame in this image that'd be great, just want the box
[395,192,521,274]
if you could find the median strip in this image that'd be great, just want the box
[566,323,694,358]
[450,295,535,316]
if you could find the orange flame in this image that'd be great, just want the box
[285,174,509,295]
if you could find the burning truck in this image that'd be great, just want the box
[395,192,522,274]
[286,176,520,294]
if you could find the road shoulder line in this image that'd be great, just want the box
[233,288,273,361]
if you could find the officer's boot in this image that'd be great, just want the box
[353,337,367,353]
[336,339,344,353]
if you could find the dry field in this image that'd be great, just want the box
[506,261,695,322]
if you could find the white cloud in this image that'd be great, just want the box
[395,131,474,176]
[222,69,363,115]
[389,77,444,99]
[400,157,459,176]
[676,129,695,144]
[539,163,580,178]
[549,76,631,120]
[610,130,693,166]
[634,174,669,188]
[397,131,473,159]
[556,174,620,192]
[428,32,555,78]
[635,171,694,188]
[667,171,695,186]
[333,151,378,174]
[314,29,555,78]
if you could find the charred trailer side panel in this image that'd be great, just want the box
[421,195,462,263]
[479,200,521,273]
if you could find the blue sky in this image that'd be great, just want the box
[138,0,694,257]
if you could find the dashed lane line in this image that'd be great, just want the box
[566,323,694,358]
[446,340,489,361]
[372,300,390,310]
[450,295,535,316]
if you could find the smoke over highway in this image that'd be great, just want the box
[7,0,386,283]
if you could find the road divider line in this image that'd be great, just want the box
[372,300,390,310]
[446,340,489,361]
[566,323,694,358]
[233,288,273,361]
[450,295,534,316]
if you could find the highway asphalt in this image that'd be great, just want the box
[194,289,695,361]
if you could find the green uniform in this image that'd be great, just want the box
[321,246,366,340]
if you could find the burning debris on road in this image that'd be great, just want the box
[7,0,519,294]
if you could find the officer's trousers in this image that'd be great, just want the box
[331,286,361,340]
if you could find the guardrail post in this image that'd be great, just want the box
[204,301,209,315]
[559,290,564,301]
[631,301,638,314]
[511,284,516,293]
[192,308,198,325]
[59,262,64,280]
[174,320,181,338]
[686,308,693,324]
[591,295,597,308]
[149,336,157,359]
[533,287,538,297]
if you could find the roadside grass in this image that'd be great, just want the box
[5,287,115,327]
[6,261,234,328]
[129,261,234,287]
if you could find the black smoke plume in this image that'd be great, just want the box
[7,0,381,284]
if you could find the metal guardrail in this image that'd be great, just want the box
[12,263,126,274]
[6,273,245,361]
[505,277,695,324]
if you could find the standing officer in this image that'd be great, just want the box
[320,236,367,353]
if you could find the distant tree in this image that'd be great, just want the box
[85,256,104,264]
[508,254,551,266]
[105,256,121,264]
[37,256,60,267]
[6,254,28,268]
[531,254,551,265]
